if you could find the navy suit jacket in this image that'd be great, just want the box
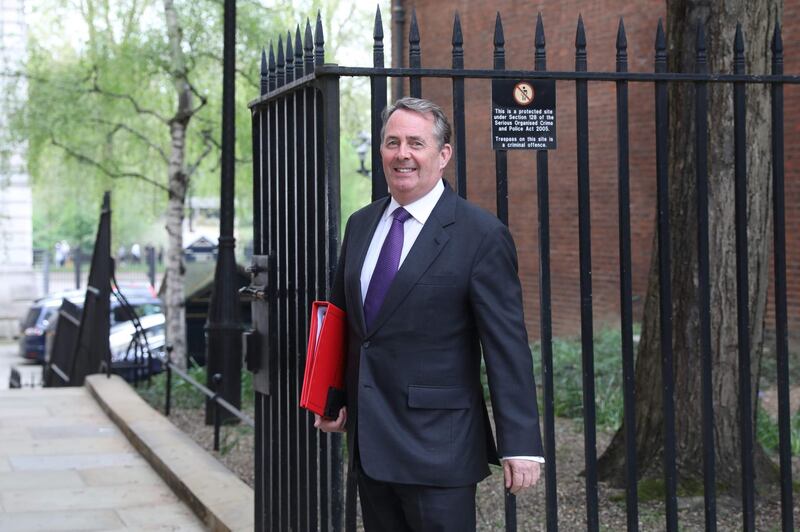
[330,183,543,487]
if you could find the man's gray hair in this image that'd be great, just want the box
[380,97,452,149]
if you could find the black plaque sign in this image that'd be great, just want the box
[492,79,557,150]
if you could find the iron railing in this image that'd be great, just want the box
[251,8,795,532]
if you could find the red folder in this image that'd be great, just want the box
[300,301,347,418]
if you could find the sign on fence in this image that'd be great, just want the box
[491,79,557,150]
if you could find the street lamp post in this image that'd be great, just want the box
[205,0,242,424]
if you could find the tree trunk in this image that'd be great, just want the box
[163,0,193,369]
[597,0,781,493]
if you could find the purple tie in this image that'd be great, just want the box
[363,207,413,329]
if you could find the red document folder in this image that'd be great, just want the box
[300,301,347,418]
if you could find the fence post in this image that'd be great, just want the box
[147,246,156,288]
[164,364,172,416]
[74,247,82,289]
[213,373,222,451]
[43,250,50,295]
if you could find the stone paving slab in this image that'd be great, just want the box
[0,386,205,531]
[0,509,124,532]
[86,374,255,532]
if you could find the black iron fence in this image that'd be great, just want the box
[249,8,795,532]
[163,361,255,451]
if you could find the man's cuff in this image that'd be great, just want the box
[501,456,545,463]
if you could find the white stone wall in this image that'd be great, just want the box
[0,0,34,338]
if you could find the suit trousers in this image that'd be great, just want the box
[357,467,477,532]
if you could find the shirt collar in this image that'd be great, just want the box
[384,179,445,225]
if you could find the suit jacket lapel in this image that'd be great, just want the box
[366,187,456,336]
[347,197,389,337]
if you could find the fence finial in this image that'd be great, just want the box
[452,12,463,49]
[655,18,666,71]
[695,20,707,68]
[734,22,745,74]
[409,8,421,62]
[304,19,314,73]
[575,15,587,69]
[772,22,783,55]
[493,12,505,70]
[260,48,268,95]
[277,36,285,87]
[616,18,627,51]
[374,5,384,67]
[268,41,276,92]
[616,18,627,71]
[285,31,294,83]
[295,26,304,78]
[535,12,546,69]
[315,11,324,66]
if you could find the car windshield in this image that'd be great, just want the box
[111,302,162,324]
[22,307,40,329]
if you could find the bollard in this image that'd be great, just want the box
[212,373,222,451]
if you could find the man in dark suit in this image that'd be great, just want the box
[316,97,543,531]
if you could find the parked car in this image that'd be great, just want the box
[18,285,162,363]
[109,312,167,381]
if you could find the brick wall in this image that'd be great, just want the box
[395,1,799,342]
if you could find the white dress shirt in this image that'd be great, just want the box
[359,179,544,465]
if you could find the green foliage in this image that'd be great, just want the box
[531,327,633,431]
[756,405,800,456]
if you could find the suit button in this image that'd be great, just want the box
[362,341,370,349]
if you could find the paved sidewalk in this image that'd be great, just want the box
[0,386,205,531]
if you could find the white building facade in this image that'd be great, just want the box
[0,0,34,337]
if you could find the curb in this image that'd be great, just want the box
[85,374,254,532]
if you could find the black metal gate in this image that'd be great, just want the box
[248,18,344,531]
[249,8,796,532]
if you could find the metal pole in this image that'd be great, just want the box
[165,362,172,416]
[205,0,243,424]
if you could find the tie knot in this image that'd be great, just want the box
[392,207,412,224]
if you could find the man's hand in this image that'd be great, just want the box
[503,459,541,494]
[314,406,347,433]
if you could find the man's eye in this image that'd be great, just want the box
[386,140,398,147]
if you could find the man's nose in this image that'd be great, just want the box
[397,142,410,159]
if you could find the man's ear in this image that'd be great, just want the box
[439,143,453,170]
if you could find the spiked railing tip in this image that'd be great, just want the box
[734,22,744,53]
[260,48,267,72]
[772,23,783,54]
[409,8,420,43]
[374,5,383,39]
[277,36,284,65]
[286,31,293,59]
[305,19,313,50]
[616,17,627,49]
[452,12,463,46]
[655,18,666,50]
[535,13,545,48]
[575,14,586,48]
[295,26,303,54]
[268,42,275,71]
[695,20,706,52]
[494,12,504,46]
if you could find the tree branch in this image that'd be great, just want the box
[90,118,169,164]
[89,67,170,123]
[50,135,170,193]
[186,129,214,178]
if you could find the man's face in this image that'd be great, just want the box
[380,109,452,205]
